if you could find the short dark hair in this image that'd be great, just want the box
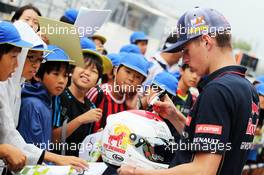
[214,32,232,49]
[0,44,21,60]
[193,31,232,50]
[11,4,42,22]
[83,53,103,82]
[180,64,189,71]
[36,61,71,80]
[134,40,148,45]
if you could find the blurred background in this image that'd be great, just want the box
[0,0,263,77]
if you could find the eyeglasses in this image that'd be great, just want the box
[27,55,44,64]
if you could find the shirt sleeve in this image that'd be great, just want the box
[17,102,45,148]
[0,104,43,165]
[86,86,99,104]
[191,84,232,154]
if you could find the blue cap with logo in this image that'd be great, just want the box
[152,71,178,96]
[0,21,32,48]
[164,7,231,53]
[43,45,74,62]
[64,8,79,23]
[256,83,264,96]
[119,53,149,77]
[120,44,141,54]
[130,31,148,44]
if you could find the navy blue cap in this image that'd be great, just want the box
[164,7,231,53]
[130,31,148,44]
[119,53,149,77]
[256,83,264,96]
[152,71,178,96]
[64,8,78,23]
[107,53,121,67]
[0,21,32,48]
[120,44,141,54]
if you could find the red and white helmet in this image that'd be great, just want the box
[101,110,174,169]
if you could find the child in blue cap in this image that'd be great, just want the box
[103,53,122,84]
[87,52,149,132]
[130,31,148,55]
[51,38,112,156]
[17,45,73,151]
[0,21,32,172]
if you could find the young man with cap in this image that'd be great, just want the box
[86,53,149,132]
[0,21,32,172]
[118,7,259,175]
[130,31,148,55]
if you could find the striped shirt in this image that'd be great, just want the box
[86,83,127,132]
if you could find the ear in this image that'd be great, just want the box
[201,34,213,50]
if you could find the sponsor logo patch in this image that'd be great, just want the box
[195,124,222,135]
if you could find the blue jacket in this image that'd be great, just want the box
[17,82,52,150]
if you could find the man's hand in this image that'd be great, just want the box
[153,94,186,133]
[1,144,27,172]
[78,108,102,124]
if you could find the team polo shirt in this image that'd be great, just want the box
[52,88,95,156]
[170,66,259,175]
[86,83,127,132]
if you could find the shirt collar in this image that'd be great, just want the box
[198,65,247,91]
[154,52,179,72]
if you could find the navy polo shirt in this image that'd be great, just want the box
[169,66,259,175]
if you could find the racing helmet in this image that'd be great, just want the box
[101,110,174,169]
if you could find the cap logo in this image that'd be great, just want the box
[191,16,206,27]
